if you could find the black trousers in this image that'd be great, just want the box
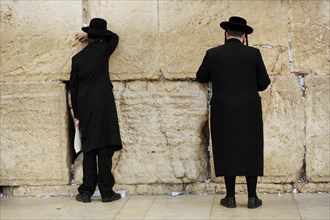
[78,146,115,198]
[224,176,258,198]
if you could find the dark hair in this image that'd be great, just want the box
[227,29,244,37]
[224,29,249,46]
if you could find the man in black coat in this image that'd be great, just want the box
[196,16,271,209]
[70,18,122,203]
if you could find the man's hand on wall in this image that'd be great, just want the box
[75,32,88,42]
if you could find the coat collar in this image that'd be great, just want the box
[225,38,243,44]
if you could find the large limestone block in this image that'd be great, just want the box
[210,76,305,183]
[259,46,289,77]
[289,1,330,75]
[305,76,330,182]
[111,81,208,184]
[0,81,70,185]
[262,76,305,183]
[85,1,160,80]
[0,0,82,82]
[159,0,289,79]
[73,81,208,184]
[295,182,330,193]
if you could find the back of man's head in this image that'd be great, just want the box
[227,29,244,37]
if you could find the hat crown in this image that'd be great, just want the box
[228,16,247,25]
[220,16,253,34]
[82,18,112,36]
[89,18,107,31]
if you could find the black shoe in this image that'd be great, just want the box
[75,194,91,203]
[102,192,122,203]
[220,197,236,208]
[248,197,262,209]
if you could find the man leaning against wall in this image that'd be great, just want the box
[70,18,123,203]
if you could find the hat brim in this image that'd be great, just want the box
[81,27,113,36]
[220,21,253,34]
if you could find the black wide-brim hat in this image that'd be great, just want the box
[220,16,253,34]
[82,18,112,36]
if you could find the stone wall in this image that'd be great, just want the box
[0,0,329,196]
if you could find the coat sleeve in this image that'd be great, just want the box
[196,52,211,83]
[70,61,79,118]
[256,49,271,91]
[105,31,119,55]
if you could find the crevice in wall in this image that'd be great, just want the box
[157,0,160,31]
[201,118,211,179]
[82,0,88,25]
[288,9,293,74]
[0,186,4,197]
[293,73,308,184]
[112,77,199,83]
[299,144,307,183]
[1,186,16,197]
[62,80,77,183]
[296,74,306,98]
[288,9,308,185]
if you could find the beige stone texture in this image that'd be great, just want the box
[2,185,78,197]
[0,81,70,185]
[0,0,329,195]
[159,0,289,79]
[78,0,290,80]
[305,76,330,182]
[294,182,330,193]
[114,81,208,184]
[84,0,160,80]
[262,76,306,183]
[73,81,209,184]
[289,1,330,75]
[9,182,329,197]
[0,0,82,82]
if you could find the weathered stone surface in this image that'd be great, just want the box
[294,182,330,193]
[305,76,330,182]
[0,0,82,82]
[3,182,313,197]
[185,182,295,195]
[0,0,329,195]
[73,81,209,184]
[159,0,289,79]
[158,1,224,79]
[289,1,330,75]
[85,0,160,80]
[0,81,70,185]
[77,0,290,81]
[114,81,208,184]
[261,76,306,183]
[259,46,289,77]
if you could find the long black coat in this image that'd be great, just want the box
[70,32,122,153]
[196,38,270,176]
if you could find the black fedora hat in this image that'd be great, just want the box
[220,16,253,34]
[82,18,112,36]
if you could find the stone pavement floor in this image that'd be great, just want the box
[0,193,329,220]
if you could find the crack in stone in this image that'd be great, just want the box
[288,15,294,73]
